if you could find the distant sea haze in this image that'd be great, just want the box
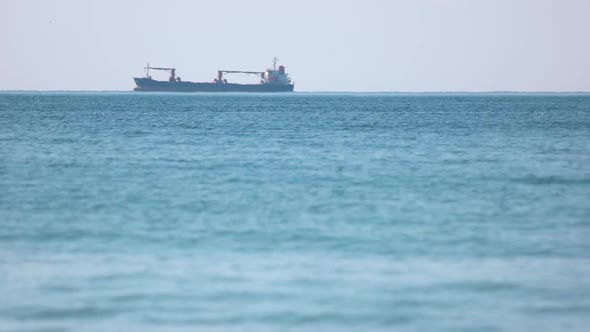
[1,92,589,331]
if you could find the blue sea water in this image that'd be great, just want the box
[0,92,589,332]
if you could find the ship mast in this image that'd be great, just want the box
[273,57,278,70]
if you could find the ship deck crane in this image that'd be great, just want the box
[216,70,264,83]
[216,58,279,83]
[145,64,179,82]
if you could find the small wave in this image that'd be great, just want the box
[525,304,590,315]
[424,280,521,293]
[123,129,149,137]
[7,306,117,320]
[509,175,590,186]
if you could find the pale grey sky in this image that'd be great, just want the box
[1,0,589,91]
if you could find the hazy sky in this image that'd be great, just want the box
[1,0,589,91]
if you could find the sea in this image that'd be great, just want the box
[0,92,589,332]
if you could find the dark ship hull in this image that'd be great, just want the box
[133,78,294,92]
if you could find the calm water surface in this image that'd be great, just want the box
[1,92,589,331]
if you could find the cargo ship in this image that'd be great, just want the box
[133,57,294,92]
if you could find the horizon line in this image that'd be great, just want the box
[1,90,590,94]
